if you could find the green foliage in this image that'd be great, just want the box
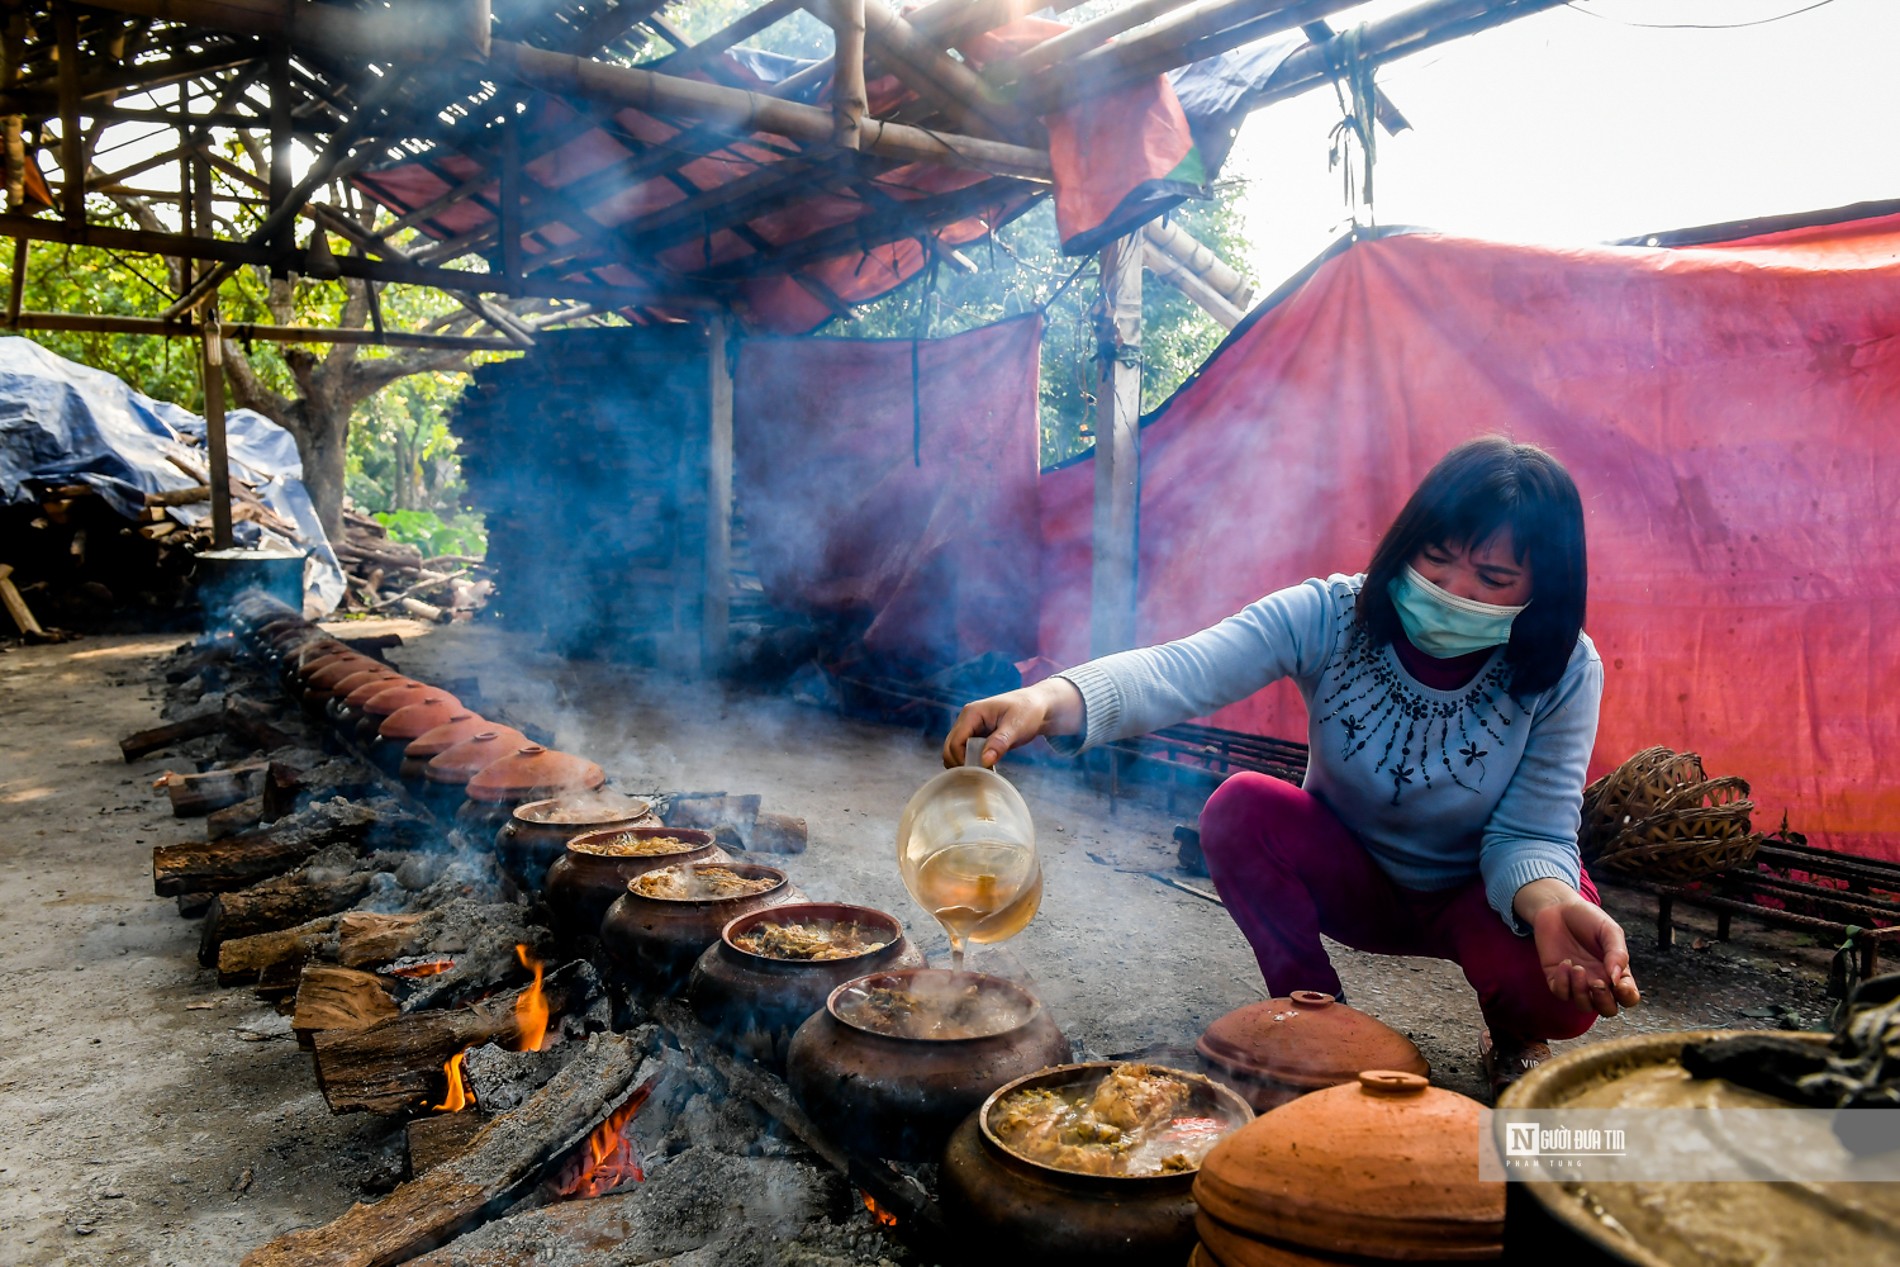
[372,508,488,559]
[346,372,471,515]
[829,191,1254,467]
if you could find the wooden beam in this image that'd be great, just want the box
[4,310,521,350]
[55,6,82,225]
[656,0,807,75]
[266,46,292,277]
[1090,233,1142,659]
[831,0,867,151]
[702,312,732,673]
[486,40,1052,179]
[201,319,234,549]
[854,0,1030,139]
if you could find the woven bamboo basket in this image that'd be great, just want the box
[1580,746,1708,863]
[1595,768,1760,883]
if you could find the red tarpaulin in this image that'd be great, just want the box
[1040,213,1900,862]
[734,314,1045,667]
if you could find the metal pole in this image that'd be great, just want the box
[201,317,233,550]
[1090,234,1143,658]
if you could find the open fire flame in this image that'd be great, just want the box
[860,1191,900,1228]
[551,1076,657,1201]
[435,1049,472,1112]
[431,946,549,1113]
[513,944,548,1053]
[389,958,454,978]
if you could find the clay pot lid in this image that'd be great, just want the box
[305,655,377,690]
[295,644,352,673]
[1192,1071,1502,1260]
[332,668,402,701]
[379,697,465,741]
[425,727,529,783]
[514,791,655,828]
[406,714,494,760]
[362,680,458,719]
[1196,992,1427,1091]
[463,745,605,802]
[342,673,416,709]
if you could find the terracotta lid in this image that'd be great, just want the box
[305,655,377,691]
[425,728,529,784]
[405,714,492,760]
[295,645,353,675]
[1197,992,1427,1091]
[362,680,458,719]
[332,667,402,702]
[463,745,605,803]
[342,673,415,710]
[512,790,655,828]
[379,697,466,742]
[1194,1071,1502,1260]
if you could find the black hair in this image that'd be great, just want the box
[1356,437,1587,697]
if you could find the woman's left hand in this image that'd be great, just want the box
[1517,879,1642,1018]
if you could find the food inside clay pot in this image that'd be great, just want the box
[991,1064,1235,1178]
[569,832,703,858]
[832,975,1034,1041]
[730,919,892,962]
[631,864,779,901]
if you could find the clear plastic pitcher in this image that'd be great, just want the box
[897,740,1042,967]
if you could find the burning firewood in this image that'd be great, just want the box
[120,707,224,761]
[245,1032,644,1267]
[159,761,271,817]
[216,914,348,987]
[310,960,593,1115]
[195,842,435,967]
[154,798,428,897]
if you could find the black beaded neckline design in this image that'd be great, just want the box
[1315,588,1518,806]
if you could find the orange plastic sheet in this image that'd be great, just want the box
[734,315,1045,667]
[1040,214,1900,861]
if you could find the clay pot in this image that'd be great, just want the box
[355,680,459,742]
[422,727,528,814]
[544,828,726,939]
[686,903,924,1069]
[456,745,606,834]
[300,654,377,703]
[1196,992,1428,1111]
[939,1063,1254,1267]
[367,695,465,776]
[330,671,411,728]
[786,968,1072,1163]
[400,713,491,782]
[496,793,662,891]
[1194,1070,1502,1262]
[599,862,803,991]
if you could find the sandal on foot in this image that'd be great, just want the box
[1480,1029,1551,1102]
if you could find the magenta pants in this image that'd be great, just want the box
[1199,772,1601,1042]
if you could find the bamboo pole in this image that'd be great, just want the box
[1142,238,1243,329]
[1091,234,1143,659]
[702,313,733,674]
[4,310,520,350]
[201,318,233,550]
[990,0,1195,82]
[1143,219,1253,309]
[832,0,867,150]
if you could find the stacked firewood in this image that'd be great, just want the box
[331,509,492,622]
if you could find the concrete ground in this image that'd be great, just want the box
[0,621,1835,1265]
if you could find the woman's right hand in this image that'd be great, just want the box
[942,677,1085,769]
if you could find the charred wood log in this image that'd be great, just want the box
[200,871,382,966]
[403,1109,489,1178]
[338,900,553,1012]
[205,795,265,840]
[310,962,596,1116]
[292,965,399,1048]
[751,810,808,855]
[163,761,270,817]
[222,694,304,753]
[218,914,346,986]
[665,792,761,850]
[121,708,223,761]
[155,799,429,897]
[245,1032,641,1267]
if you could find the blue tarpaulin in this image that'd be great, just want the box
[0,336,345,614]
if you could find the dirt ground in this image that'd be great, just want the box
[0,622,1836,1265]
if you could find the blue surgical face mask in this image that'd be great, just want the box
[1387,564,1527,658]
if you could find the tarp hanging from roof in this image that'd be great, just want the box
[733,313,1044,668]
[1038,212,1900,862]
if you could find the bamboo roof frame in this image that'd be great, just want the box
[0,0,1560,351]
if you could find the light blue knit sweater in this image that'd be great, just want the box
[1056,574,1602,931]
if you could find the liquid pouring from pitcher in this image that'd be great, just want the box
[897,739,1043,969]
